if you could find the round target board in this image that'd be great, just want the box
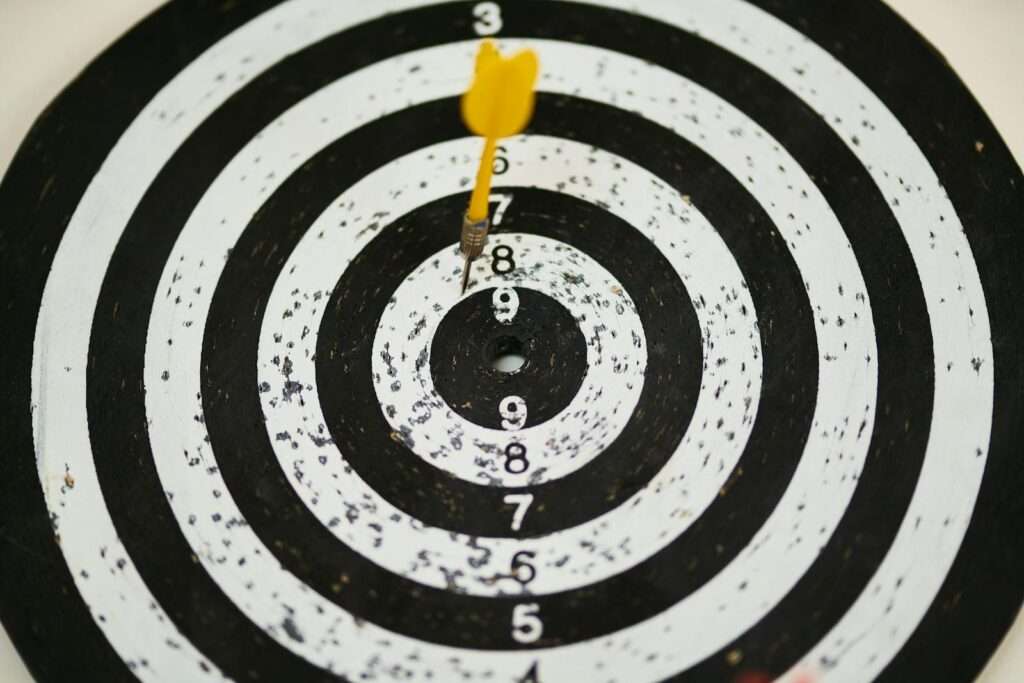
[1,1,1023,682]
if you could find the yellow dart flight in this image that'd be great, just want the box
[457,41,539,293]
[462,41,540,222]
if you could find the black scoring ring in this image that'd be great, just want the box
[317,185,700,537]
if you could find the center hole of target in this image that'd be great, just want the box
[488,335,527,374]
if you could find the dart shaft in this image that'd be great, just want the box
[468,137,498,222]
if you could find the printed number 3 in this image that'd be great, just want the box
[473,2,502,35]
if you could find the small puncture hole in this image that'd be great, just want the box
[488,335,526,373]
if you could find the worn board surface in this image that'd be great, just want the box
[0,1,1022,682]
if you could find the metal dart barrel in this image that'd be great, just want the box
[460,212,490,260]
[460,212,490,293]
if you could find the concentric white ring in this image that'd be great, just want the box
[28,1,991,681]
[370,233,647,488]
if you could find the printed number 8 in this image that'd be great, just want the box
[492,245,516,275]
[504,443,529,474]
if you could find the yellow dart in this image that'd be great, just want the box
[458,41,539,293]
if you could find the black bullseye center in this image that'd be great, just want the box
[430,287,587,429]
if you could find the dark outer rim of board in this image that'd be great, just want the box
[0,0,1014,679]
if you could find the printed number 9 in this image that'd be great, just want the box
[492,287,519,324]
[499,395,527,430]
[473,2,502,35]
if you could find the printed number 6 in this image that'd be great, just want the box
[511,550,537,584]
[512,603,543,643]
[473,2,502,36]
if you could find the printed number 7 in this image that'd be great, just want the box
[503,493,533,531]
[490,193,513,225]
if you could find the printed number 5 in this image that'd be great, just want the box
[473,2,502,35]
[512,603,543,643]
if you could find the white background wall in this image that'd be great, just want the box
[0,0,1021,681]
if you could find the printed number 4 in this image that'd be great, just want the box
[518,662,541,683]
[473,2,502,35]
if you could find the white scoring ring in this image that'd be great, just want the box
[28,1,991,680]
[259,136,758,597]
[370,234,647,488]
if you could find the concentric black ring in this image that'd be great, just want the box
[312,183,702,537]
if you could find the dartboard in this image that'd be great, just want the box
[1,1,1022,682]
